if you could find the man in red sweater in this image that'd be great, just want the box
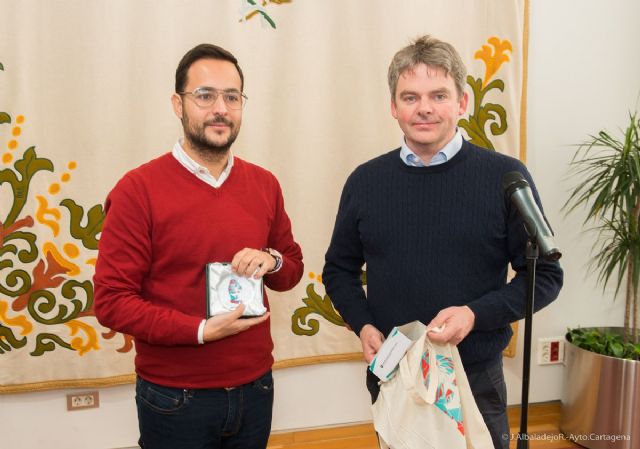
[94,44,304,449]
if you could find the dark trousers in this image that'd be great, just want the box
[367,358,509,449]
[136,371,274,449]
[466,359,509,449]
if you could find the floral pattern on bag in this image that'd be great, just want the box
[422,350,465,436]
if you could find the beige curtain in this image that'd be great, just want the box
[0,0,527,392]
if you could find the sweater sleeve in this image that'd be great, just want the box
[93,175,202,346]
[322,170,374,336]
[466,166,564,331]
[263,179,304,291]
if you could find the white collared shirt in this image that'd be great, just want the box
[171,139,234,188]
[399,130,463,167]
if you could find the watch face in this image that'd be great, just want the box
[217,274,254,310]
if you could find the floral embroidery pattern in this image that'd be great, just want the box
[0,61,131,359]
[422,351,465,436]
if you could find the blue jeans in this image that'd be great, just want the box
[136,371,274,449]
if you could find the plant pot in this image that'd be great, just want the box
[560,327,639,449]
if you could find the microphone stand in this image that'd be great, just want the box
[517,238,538,449]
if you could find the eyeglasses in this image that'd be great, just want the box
[178,87,248,110]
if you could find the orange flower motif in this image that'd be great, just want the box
[474,37,513,87]
[0,300,33,335]
[35,195,61,236]
[65,319,100,355]
[43,241,80,276]
[13,248,67,311]
[0,216,34,242]
[102,329,135,353]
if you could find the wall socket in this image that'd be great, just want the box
[537,337,565,365]
[67,391,99,411]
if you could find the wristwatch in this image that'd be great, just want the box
[261,248,283,273]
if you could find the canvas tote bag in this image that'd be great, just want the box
[372,322,495,449]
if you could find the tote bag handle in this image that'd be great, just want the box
[399,330,438,404]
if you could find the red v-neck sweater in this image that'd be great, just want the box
[94,153,303,388]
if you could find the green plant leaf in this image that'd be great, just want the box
[563,112,640,337]
[610,341,624,358]
[568,327,640,360]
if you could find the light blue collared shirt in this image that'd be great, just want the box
[399,130,463,167]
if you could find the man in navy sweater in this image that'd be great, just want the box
[322,35,563,449]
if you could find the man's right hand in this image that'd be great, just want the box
[203,304,270,342]
[359,324,384,364]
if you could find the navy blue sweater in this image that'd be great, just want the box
[323,141,563,371]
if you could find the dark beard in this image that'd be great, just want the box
[183,115,239,160]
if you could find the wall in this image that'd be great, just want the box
[504,0,640,405]
[2,1,640,448]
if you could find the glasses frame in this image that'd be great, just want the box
[178,87,248,110]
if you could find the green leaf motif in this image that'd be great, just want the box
[0,112,10,124]
[28,285,90,325]
[61,279,94,314]
[30,333,73,356]
[0,62,4,70]
[245,0,277,29]
[2,231,38,264]
[291,269,366,335]
[458,76,508,151]
[0,267,31,297]
[291,283,346,336]
[60,199,105,250]
[0,324,28,354]
[0,147,54,227]
[1,228,36,300]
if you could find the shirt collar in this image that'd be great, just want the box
[171,138,234,179]
[399,129,463,167]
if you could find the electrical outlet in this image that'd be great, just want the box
[537,337,565,365]
[67,391,99,411]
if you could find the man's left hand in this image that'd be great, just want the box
[231,248,276,279]
[426,306,475,345]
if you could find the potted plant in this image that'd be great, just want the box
[560,111,640,449]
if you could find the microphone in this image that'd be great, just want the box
[502,171,562,261]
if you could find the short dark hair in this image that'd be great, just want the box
[175,44,244,93]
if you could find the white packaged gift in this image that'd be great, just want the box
[369,322,422,381]
[205,263,266,317]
